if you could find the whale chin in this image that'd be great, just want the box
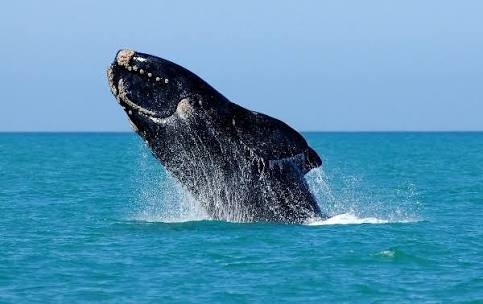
[107,49,325,223]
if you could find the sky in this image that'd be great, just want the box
[1,1,482,131]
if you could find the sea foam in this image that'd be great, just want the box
[306,213,389,226]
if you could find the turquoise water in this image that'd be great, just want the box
[1,132,483,303]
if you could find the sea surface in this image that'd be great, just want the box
[1,132,482,303]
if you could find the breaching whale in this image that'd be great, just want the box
[107,49,325,223]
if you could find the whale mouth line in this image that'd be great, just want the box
[117,79,157,117]
[118,81,172,125]
[107,63,172,125]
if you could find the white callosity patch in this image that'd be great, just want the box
[116,49,135,67]
[176,98,194,120]
[148,112,178,126]
[118,60,169,87]
[106,66,117,96]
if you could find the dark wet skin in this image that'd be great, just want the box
[107,49,326,223]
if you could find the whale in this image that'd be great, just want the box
[107,49,326,223]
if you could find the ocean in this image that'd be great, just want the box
[1,132,482,303]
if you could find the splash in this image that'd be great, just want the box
[130,142,209,223]
[305,166,422,224]
[130,141,421,224]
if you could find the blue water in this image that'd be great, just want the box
[1,132,483,303]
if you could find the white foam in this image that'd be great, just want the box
[376,250,396,257]
[306,213,389,226]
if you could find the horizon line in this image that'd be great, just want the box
[1,130,482,134]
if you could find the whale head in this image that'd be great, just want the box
[107,49,223,135]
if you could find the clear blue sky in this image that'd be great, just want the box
[1,1,482,131]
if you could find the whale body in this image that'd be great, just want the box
[107,49,325,223]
